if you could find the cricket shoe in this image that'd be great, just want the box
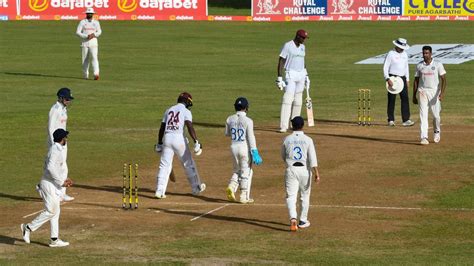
[420,138,429,145]
[61,194,75,202]
[402,120,415,127]
[155,192,167,199]
[226,187,236,202]
[49,239,69,248]
[290,219,298,232]
[20,224,30,244]
[192,183,206,195]
[94,75,99,80]
[278,128,287,133]
[298,220,311,229]
[388,121,395,127]
[239,198,254,204]
[434,132,441,143]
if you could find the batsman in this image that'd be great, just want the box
[225,97,263,204]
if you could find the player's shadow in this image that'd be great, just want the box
[310,132,419,145]
[3,72,84,80]
[0,235,49,247]
[192,122,224,128]
[151,207,288,232]
[0,192,41,202]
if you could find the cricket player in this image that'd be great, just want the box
[276,29,310,133]
[281,116,320,232]
[225,97,263,204]
[21,129,73,247]
[413,45,447,145]
[76,8,102,80]
[383,38,414,127]
[48,88,74,202]
[154,92,205,198]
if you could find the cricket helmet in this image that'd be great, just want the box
[53,128,69,142]
[177,92,193,108]
[234,97,249,111]
[57,87,74,100]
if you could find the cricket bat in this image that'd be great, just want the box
[305,83,315,127]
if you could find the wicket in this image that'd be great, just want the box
[358,89,371,126]
[122,163,139,209]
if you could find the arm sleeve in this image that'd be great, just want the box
[48,107,58,145]
[307,139,318,168]
[246,119,257,150]
[76,21,88,39]
[414,64,420,78]
[184,109,192,123]
[405,59,410,81]
[46,149,66,187]
[383,52,392,80]
[281,142,287,162]
[94,21,102,38]
[438,62,447,76]
[279,43,289,59]
[224,118,230,136]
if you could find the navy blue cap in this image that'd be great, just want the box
[57,87,74,100]
[291,116,304,129]
[234,97,249,110]
[53,128,69,142]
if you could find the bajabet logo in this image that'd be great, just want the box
[118,0,137,12]
[29,0,49,12]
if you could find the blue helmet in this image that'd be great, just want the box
[234,97,248,111]
[57,87,74,100]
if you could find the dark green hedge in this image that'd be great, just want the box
[208,0,251,9]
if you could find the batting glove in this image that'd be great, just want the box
[251,149,263,165]
[305,76,310,88]
[194,140,202,156]
[155,144,163,153]
[276,76,286,90]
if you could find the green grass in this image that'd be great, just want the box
[0,21,473,263]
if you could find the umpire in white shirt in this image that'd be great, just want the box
[383,38,414,127]
[281,116,320,232]
[21,129,74,247]
[76,8,102,80]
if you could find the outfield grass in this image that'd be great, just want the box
[0,21,473,263]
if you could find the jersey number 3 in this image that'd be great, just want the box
[231,128,245,141]
[293,146,303,160]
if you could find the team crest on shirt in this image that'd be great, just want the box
[431,66,435,70]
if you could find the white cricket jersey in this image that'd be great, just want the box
[280,40,306,72]
[47,101,67,147]
[383,50,410,81]
[162,103,192,135]
[225,111,257,150]
[76,19,102,47]
[42,142,68,189]
[415,59,446,91]
[281,131,318,168]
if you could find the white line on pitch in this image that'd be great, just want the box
[190,204,229,221]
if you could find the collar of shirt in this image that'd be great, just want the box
[56,101,67,110]
[236,111,247,116]
[292,130,304,135]
[54,142,65,150]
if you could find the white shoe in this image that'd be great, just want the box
[239,198,254,204]
[420,138,429,145]
[278,128,287,133]
[402,120,415,127]
[226,187,236,202]
[434,132,440,143]
[155,191,167,199]
[192,183,206,195]
[62,194,75,202]
[20,224,30,244]
[49,239,69,247]
[388,121,395,127]
[298,220,311,229]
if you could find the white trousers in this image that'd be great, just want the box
[280,70,305,130]
[285,166,311,222]
[228,144,253,201]
[81,46,99,78]
[156,134,202,196]
[417,89,441,140]
[27,180,61,238]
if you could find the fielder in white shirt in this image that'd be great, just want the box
[21,129,74,248]
[225,97,263,204]
[48,88,74,202]
[383,38,414,127]
[76,8,102,80]
[276,29,311,133]
[413,45,447,145]
[281,116,320,232]
[154,92,206,199]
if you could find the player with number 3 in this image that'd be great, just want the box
[154,92,206,199]
[225,97,263,204]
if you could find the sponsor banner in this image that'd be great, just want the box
[329,0,402,16]
[12,0,207,20]
[405,0,474,16]
[0,0,15,19]
[253,0,327,16]
[356,44,474,65]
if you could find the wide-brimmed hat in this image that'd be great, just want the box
[392,38,409,50]
[84,8,95,14]
[386,76,404,94]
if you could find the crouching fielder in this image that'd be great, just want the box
[154,92,205,199]
[281,117,320,232]
[225,97,263,204]
[21,129,73,247]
